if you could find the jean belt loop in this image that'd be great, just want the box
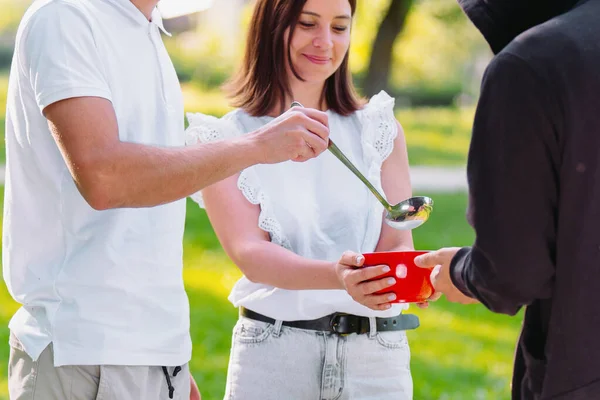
[272,319,283,337]
[368,317,377,338]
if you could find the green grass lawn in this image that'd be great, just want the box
[0,191,522,400]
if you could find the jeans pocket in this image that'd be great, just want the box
[234,317,273,344]
[375,331,409,350]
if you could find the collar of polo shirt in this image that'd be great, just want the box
[110,0,172,36]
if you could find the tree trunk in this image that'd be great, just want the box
[363,0,414,97]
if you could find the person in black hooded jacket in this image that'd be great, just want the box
[413,0,600,399]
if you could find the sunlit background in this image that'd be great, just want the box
[0,1,522,399]
[158,0,214,19]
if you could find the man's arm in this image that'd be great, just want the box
[450,52,560,315]
[44,97,328,210]
[416,53,560,315]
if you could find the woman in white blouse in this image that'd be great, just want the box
[186,0,420,398]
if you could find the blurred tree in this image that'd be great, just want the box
[363,0,414,96]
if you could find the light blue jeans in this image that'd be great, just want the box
[224,315,413,399]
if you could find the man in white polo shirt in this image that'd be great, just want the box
[2,0,330,399]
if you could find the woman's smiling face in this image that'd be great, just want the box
[286,0,352,85]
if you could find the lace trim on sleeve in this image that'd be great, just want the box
[360,90,399,165]
[357,91,400,252]
[185,112,240,208]
[185,112,239,145]
[237,169,293,250]
[358,90,399,208]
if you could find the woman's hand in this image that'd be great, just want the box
[335,251,397,310]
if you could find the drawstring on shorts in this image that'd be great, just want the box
[162,366,183,399]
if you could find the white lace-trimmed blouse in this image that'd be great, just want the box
[186,91,409,320]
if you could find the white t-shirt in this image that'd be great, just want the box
[186,91,409,321]
[3,0,190,367]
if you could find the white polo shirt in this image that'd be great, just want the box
[3,0,190,366]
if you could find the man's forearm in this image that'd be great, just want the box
[45,96,329,210]
[80,135,261,209]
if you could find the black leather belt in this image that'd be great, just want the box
[240,307,420,335]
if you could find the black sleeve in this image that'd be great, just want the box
[450,52,560,316]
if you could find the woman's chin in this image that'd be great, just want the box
[296,71,336,85]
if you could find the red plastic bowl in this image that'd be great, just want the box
[362,251,434,303]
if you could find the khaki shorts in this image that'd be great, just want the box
[8,332,191,400]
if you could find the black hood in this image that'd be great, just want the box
[458,0,581,53]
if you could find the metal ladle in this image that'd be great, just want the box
[291,101,433,230]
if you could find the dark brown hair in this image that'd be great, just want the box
[224,0,363,117]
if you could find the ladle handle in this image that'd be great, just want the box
[289,101,392,211]
[327,139,392,211]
